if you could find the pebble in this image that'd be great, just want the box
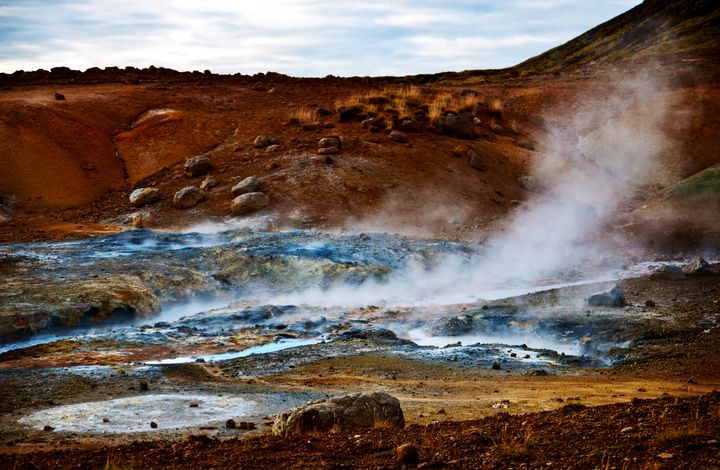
[657,453,673,459]
[150,421,158,429]
[620,426,634,433]
[396,443,419,464]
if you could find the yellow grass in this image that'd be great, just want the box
[492,424,534,457]
[289,106,319,124]
[490,98,503,119]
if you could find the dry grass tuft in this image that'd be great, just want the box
[491,424,534,457]
[289,106,320,125]
[490,98,503,119]
[653,422,703,445]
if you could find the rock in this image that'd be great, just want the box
[265,144,281,153]
[389,130,409,143]
[225,419,237,429]
[433,314,473,336]
[645,299,656,307]
[517,139,535,150]
[473,116,482,125]
[682,258,719,276]
[621,426,634,433]
[586,285,627,307]
[54,92,65,100]
[468,150,484,171]
[103,417,110,423]
[491,124,503,134]
[396,443,419,464]
[173,186,205,209]
[318,146,340,155]
[338,105,365,122]
[0,193,16,222]
[657,453,673,460]
[337,328,402,343]
[253,135,278,148]
[319,136,342,149]
[230,192,269,215]
[649,265,685,280]
[451,145,465,157]
[184,156,213,177]
[395,119,417,132]
[150,421,158,429]
[189,402,199,408]
[324,155,334,165]
[434,113,475,139]
[129,188,161,207]
[272,391,404,437]
[301,123,319,131]
[132,212,155,228]
[231,176,260,196]
[199,176,216,190]
[239,421,256,430]
[139,381,149,392]
[517,174,542,193]
[492,362,502,370]
[361,117,384,128]
[43,425,54,432]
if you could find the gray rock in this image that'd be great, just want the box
[433,314,474,336]
[231,176,260,196]
[468,150,484,171]
[230,192,269,215]
[265,144,281,153]
[517,139,535,150]
[517,175,542,193]
[649,265,685,280]
[184,156,213,177]
[0,193,15,222]
[253,135,278,148]
[682,258,719,276]
[361,117,384,128]
[129,188,161,207]
[173,186,206,209]
[586,285,627,307]
[199,176,216,190]
[318,146,339,155]
[435,113,475,139]
[319,136,342,149]
[389,130,409,143]
[272,391,404,437]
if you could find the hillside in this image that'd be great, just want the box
[516,0,720,73]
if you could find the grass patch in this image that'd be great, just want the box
[491,424,534,457]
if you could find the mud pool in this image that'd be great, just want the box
[0,226,692,435]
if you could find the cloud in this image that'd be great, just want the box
[0,0,642,76]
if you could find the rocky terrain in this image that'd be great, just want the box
[1,0,720,468]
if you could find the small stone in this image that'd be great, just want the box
[319,136,342,149]
[132,212,155,228]
[586,285,627,307]
[491,124,503,134]
[139,381,149,392]
[492,362,502,370]
[184,156,213,177]
[302,123,319,131]
[253,135,278,148]
[129,188,161,207]
[517,139,535,150]
[150,421,158,429]
[389,130,409,143]
[451,145,464,157]
[239,421,256,430]
[468,150,484,171]
[265,144,281,153]
[43,425,54,432]
[199,176,216,190]
[620,426,634,433]
[173,186,206,209]
[645,299,656,307]
[231,176,259,196]
[230,192,269,215]
[54,92,65,100]
[318,146,339,155]
[226,419,237,429]
[189,402,199,408]
[657,453,673,459]
[395,443,419,464]
[103,417,110,423]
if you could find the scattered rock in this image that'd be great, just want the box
[265,144,281,153]
[43,425,54,432]
[200,176,216,190]
[492,362,502,370]
[517,175,542,193]
[389,130,409,143]
[0,193,16,222]
[319,136,342,149]
[682,258,719,276]
[620,426,634,433]
[139,381,149,392]
[253,135,278,148]
[657,453,673,460]
[645,299,656,307]
[451,145,465,157]
[239,421,256,430]
[301,123,319,131]
[189,402,199,408]
[272,392,404,437]
[225,419,236,429]
[318,146,340,155]
[231,176,260,196]
[468,150,484,171]
[173,186,206,209]
[54,92,65,100]
[395,443,419,464]
[184,156,213,177]
[103,417,110,423]
[150,421,158,429]
[491,124,503,134]
[230,192,269,215]
[517,139,535,150]
[132,212,155,228]
[434,113,475,139]
[362,117,384,129]
[473,117,482,125]
[338,105,365,122]
[129,188,161,207]
[586,285,627,307]
[649,265,685,280]
[395,119,417,132]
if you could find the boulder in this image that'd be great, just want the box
[319,136,342,149]
[586,285,627,307]
[362,117,384,128]
[231,176,260,196]
[230,192,269,215]
[173,186,206,209]
[389,130,409,143]
[432,314,474,336]
[434,113,475,139]
[468,150,484,171]
[337,105,365,123]
[54,92,65,101]
[649,265,685,280]
[253,135,278,148]
[184,156,213,177]
[129,188,161,207]
[272,392,404,437]
[682,258,719,276]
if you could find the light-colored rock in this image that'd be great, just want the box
[396,443,419,464]
[230,192,269,215]
[434,113,475,139]
[132,212,155,228]
[173,186,206,209]
[200,176,217,190]
[231,176,259,197]
[265,144,281,153]
[389,130,409,143]
[184,156,213,177]
[318,146,340,155]
[129,188,161,207]
[319,136,341,149]
[649,265,685,280]
[586,285,627,307]
[468,150,484,171]
[517,175,543,193]
[272,391,404,437]
[682,257,719,276]
[253,135,278,148]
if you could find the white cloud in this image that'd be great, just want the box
[0,0,643,76]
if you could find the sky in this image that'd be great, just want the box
[0,0,642,77]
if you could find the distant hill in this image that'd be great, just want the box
[516,0,720,73]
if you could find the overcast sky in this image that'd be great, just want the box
[0,0,641,77]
